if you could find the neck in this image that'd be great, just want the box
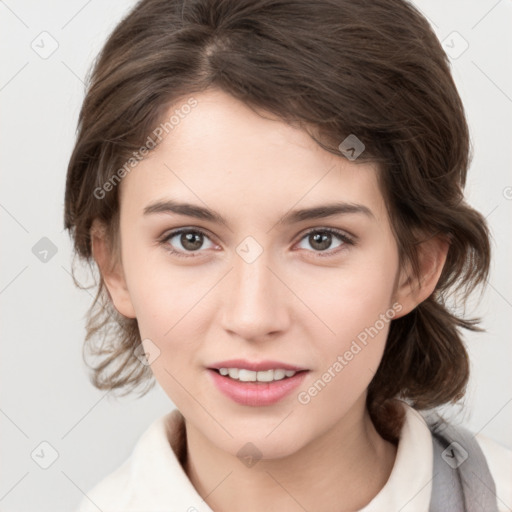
[182,400,398,512]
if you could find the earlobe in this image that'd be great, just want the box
[90,220,136,319]
[393,235,450,319]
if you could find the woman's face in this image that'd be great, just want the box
[106,88,409,458]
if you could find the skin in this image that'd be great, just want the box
[92,88,448,512]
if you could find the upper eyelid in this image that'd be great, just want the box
[300,226,354,240]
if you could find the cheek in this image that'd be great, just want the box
[296,246,398,386]
[298,272,398,412]
[130,277,206,350]
[300,258,398,344]
[121,236,202,333]
[123,260,216,393]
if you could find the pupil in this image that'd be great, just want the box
[182,232,202,250]
[311,232,331,250]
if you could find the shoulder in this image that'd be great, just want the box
[392,402,511,512]
[474,433,512,512]
[74,412,175,512]
[419,404,512,512]
[75,458,132,512]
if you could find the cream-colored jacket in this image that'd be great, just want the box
[75,403,512,511]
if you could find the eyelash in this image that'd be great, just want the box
[158,227,356,259]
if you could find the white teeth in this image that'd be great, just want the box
[217,368,298,382]
[238,369,257,381]
[227,368,239,379]
[271,369,285,381]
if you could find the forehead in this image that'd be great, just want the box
[119,88,387,226]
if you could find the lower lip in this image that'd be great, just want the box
[207,369,309,406]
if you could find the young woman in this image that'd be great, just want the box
[64,0,511,510]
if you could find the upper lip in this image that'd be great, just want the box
[207,359,308,372]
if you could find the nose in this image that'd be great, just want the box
[220,251,291,342]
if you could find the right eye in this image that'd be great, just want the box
[160,228,217,257]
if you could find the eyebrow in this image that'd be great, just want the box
[143,199,375,226]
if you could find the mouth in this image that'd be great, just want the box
[206,360,310,406]
[208,367,308,383]
[208,358,308,373]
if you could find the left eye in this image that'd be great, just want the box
[296,228,353,254]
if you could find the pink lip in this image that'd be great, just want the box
[207,359,307,372]
[207,368,309,406]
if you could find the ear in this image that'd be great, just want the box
[90,219,136,319]
[392,234,450,318]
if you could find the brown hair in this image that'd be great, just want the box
[64,0,491,439]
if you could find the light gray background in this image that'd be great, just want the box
[1,1,511,511]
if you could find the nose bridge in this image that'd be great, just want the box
[221,245,289,339]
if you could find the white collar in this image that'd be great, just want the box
[359,403,433,511]
[132,402,433,511]
[84,401,433,511]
